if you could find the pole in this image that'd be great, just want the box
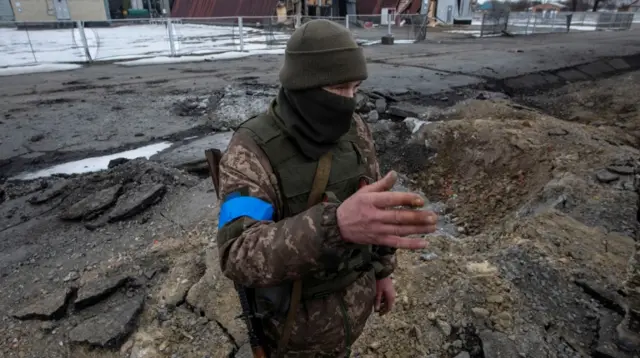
[167,18,176,56]
[387,13,392,35]
[345,14,349,29]
[238,17,245,52]
[24,23,37,64]
[77,21,92,62]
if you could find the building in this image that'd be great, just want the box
[434,0,473,23]
[0,0,14,21]
[529,2,567,12]
[9,0,110,22]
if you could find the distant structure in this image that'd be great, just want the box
[1,0,173,23]
[170,0,472,26]
[5,0,110,22]
[0,0,14,21]
[529,2,568,12]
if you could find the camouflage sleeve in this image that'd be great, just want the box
[354,114,397,280]
[216,130,352,287]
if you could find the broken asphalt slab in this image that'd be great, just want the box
[74,275,131,310]
[68,294,145,348]
[107,183,166,222]
[12,287,76,321]
[150,132,233,173]
[59,184,122,221]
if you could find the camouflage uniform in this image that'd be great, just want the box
[217,113,396,357]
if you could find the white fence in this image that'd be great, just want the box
[471,11,636,37]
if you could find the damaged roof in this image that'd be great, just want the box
[171,0,281,18]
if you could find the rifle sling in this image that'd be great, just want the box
[276,151,333,357]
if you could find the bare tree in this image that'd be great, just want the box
[619,0,640,11]
[592,0,606,12]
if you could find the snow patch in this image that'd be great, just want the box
[0,23,289,67]
[11,142,173,181]
[358,39,416,46]
[0,63,83,76]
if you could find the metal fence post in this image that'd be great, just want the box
[76,21,92,63]
[23,23,38,64]
[167,18,176,56]
[238,17,245,52]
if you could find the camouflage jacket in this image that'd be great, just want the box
[217,114,397,355]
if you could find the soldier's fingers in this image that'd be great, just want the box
[375,235,428,250]
[375,290,382,311]
[359,171,397,194]
[370,192,424,209]
[374,209,438,226]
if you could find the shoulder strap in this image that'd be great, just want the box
[276,151,333,357]
[306,152,334,208]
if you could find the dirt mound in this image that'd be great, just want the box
[410,99,634,236]
[349,92,640,358]
[524,71,640,147]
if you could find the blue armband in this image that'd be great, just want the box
[218,195,275,229]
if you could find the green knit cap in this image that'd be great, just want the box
[279,19,368,90]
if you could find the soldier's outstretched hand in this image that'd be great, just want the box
[336,171,437,250]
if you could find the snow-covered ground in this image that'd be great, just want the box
[0,63,83,76]
[0,22,290,67]
[10,142,173,181]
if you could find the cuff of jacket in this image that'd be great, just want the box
[373,261,394,280]
[319,203,351,259]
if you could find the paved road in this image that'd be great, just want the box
[1,29,639,177]
[3,29,639,96]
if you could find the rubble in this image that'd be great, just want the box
[2,59,640,358]
[157,252,204,308]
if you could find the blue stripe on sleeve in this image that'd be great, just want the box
[218,196,275,229]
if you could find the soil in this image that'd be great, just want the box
[2,63,640,358]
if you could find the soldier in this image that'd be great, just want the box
[216,19,438,357]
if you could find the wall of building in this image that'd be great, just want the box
[0,0,15,20]
[68,0,108,21]
[11,0,106,22]
[11,0,55,21]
